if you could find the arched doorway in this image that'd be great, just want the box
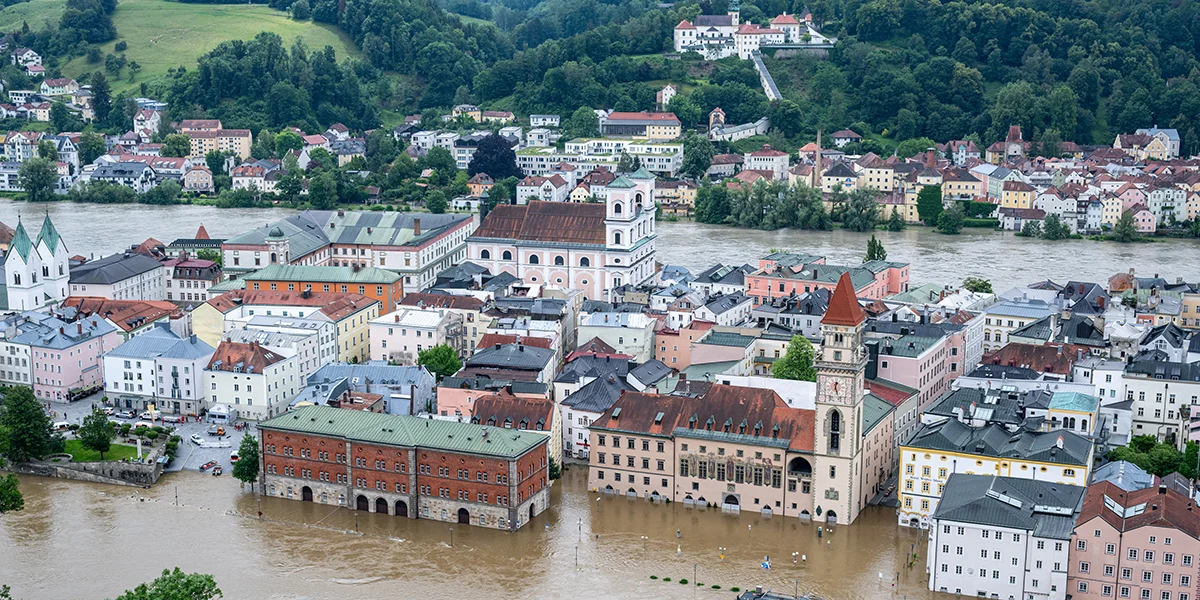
[909,518,920,527]
[825,510,838,524]
[724,494,739,506]
[396,500,408,517]
[457,508,470,524]
[356,495,368,511]
[375,497,389,514]
[529,503,535,521]
[301,486,313,502]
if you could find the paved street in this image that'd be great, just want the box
[165,420,251,474]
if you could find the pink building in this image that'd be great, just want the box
[435,378,549,419]
[13,313,123,402]
[1130,205,1158,234]
[870,330,965,413]
[1068,481,1200,600]
[655,320,715,369]
[745,253,909,306]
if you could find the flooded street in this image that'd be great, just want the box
[0,200,1192,292]
[1,468,934,599]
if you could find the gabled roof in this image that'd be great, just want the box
[471,201,607,246]
[934,474,1084,539]
[208,340,287,373]
[1078,481,1200,541]
[470,391,554,431]
[466,343,555,371]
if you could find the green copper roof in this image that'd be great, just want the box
[9,219,33,261]
[245,264,400,284]
[608,176,635,189]
[627,166,655,180]
[34,214,62,253]
[260,405,548,459]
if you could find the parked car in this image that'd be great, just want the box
[138,410,160,421]
[102,407,115,416]
[190,434,204,445]
[116,410,136,419]
[229,450,240,463]
[133,421,154,430]
[52,421,70,432]
[207,425,225,436]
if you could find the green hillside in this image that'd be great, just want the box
[0,0,66,33]
[60,0,360,92]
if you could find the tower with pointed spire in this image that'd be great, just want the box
[4,215,69,310]
[811,271,868,525]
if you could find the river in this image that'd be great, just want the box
[0,200,1193,291]
[0,468,933,600]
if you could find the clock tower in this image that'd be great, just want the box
[812,271,867,525]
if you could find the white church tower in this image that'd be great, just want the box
[34,214,69,304]
[4,215,69,311]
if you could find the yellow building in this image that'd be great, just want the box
[854,154,895,192]
[1000,180,1034,209]
[193,289,380,363]
[941,168,982,201]
[188,129,252,159]
[451,104,482,121]
[654,180,698,207]
[897,419,1093,528]
[1101,194,1124,227]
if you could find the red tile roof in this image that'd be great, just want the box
[400,292,484,311]
[472,201,607,245]
[195,224,210,240]
[1078,481,1200,541]
[208,340,287,372]
[981,342,1089,375]
[478,334,554,350]
[822,272,865,326]
[205,290,377,319]
[471,390,555,430]
[58,297,180,332]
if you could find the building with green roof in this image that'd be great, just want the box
[258,405,551,530]
[2,215,70,311]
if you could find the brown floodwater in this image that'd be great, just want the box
[0,467,943,600]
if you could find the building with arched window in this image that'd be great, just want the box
[467,168,658,301]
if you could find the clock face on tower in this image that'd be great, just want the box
[819,374,850,405]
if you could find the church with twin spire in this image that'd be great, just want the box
[3,214,70,311]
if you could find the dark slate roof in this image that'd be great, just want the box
[923,387,1050,429]
[438,376,548,396]
[555,355,632,383]
[905,419,1092,466]
[561,373,635,413]
[1010,314,1105,347]
[1143,322,1188,349]
[703,292,750,315]
[1125,360,1200,382]
[692,263,754,286]
[69,252,162,285]
[933,474,1084,539]
[629,359,671,386]
[465,343,554,371]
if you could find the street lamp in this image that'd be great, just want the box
[793,579,799,599]
[641,535,648,550]
[719,546,726,561]
[354,512,359,533]
[578,517,582,541]
[449,527,455,547]
[792,551,799,565]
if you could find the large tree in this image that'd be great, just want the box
[916,184,943,225]
[18,158,58,203]
[865,234,887,262]
[417,344,461,380]
[841,189,879,232]
[160,134,192,158]
[232,435,259,490]
[563,106,599,139]
[962,277,993,294]
[772,336,817,382]
[681,135,714,180]
[0,387,54,462]
[91,72,112,123]
[0,473,22,514]
[1111,210,1140,243]
[78,132,107,165]
[78,409,115,460]
[466,134,520,180]
[936,202,965,234]
[111,568,222,600]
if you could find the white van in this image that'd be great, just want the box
[52,421,71,432]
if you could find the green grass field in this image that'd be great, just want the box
[452,12,494,27]
[60,0,361,92]
[64,439,142,462]
[0,0,66,33]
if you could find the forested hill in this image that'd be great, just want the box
[10,0,1200,153]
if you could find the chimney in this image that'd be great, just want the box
[77,323,82,334]
[394,314,399,322]
[413,218,421,236]
[337,209,345,217]
[679,372,686,382]
[1159,485,1167,495]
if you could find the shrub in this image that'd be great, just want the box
[650,576,657,580]
[963,218,999,228]
[115,41,127,51]
[679,579,688,585]
[731,587,741,592]
[663,578,671,582]
[712,585,721,589]
[146,430,160,441]
[119,424,132,435]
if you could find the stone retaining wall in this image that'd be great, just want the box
[7,458,162,488]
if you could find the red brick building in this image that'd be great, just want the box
[259,405,550,530]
